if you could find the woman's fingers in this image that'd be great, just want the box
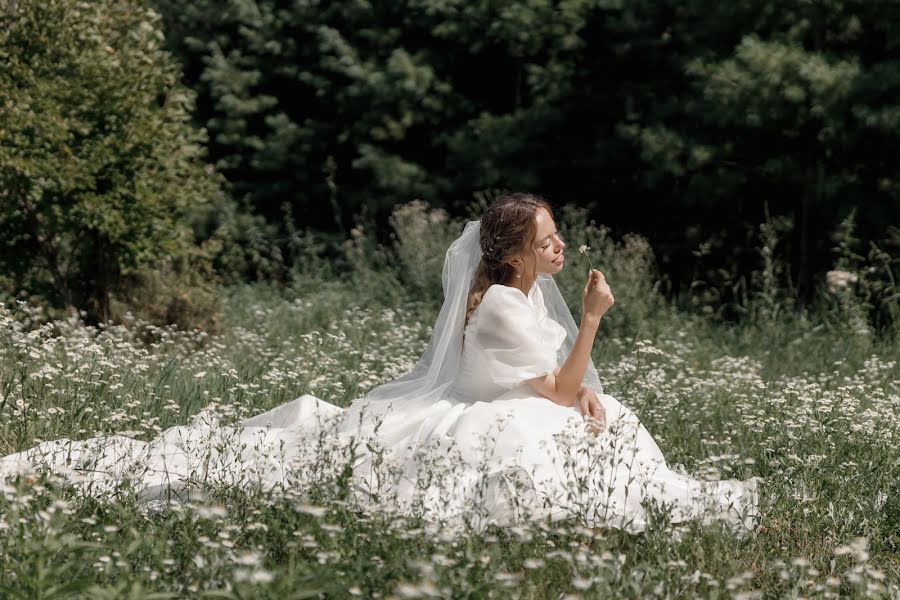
[578,388,607,435]
[586,398,606,434]
[579,394,591,418]
[590,399,603,421]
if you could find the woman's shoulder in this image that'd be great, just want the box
[483,283,529,303]
[479,284,534,313]
[474,285,538,326]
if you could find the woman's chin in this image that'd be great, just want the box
[539,260,565,276]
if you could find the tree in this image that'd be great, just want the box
[152,0,900,299]
[149,0,619,229]
[614,0,900,293]
[0,0,221,321]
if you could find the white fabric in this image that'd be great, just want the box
[455,284,565,395]
[0,220,761,536]
[476,285,566,389]
[335,220,604,445]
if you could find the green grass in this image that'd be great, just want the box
[0,200,897,598]
[0,274,897,599]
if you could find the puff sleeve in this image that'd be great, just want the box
[472,286,562,389]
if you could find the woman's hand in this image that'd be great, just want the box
[582,269,614,323]
[577,385,606,435]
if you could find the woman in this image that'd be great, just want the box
[1,193,760,536]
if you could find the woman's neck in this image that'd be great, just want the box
[505,272,536,297]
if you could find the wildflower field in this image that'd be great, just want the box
[0,204,897,599]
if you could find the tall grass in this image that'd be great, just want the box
[0,201,897,598]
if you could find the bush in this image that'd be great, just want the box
[389,200,465,305]
[0,0,221,323]
[110,254,221,334]
[187,194,288,285]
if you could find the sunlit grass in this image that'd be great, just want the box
[0,201,897,597]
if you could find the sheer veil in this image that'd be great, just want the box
[337,219,604,437]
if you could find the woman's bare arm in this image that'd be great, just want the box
[528,367,607,432]
[526,313,600,407]
[528,368,570,406]
[556,309,601,397]
[526,269,612,406]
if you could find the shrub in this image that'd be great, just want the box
[109,254,221,334]
[389,200,465,306]
[0,0,221,323]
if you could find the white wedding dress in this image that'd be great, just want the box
[0,279,760,536]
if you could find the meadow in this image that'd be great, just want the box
[0,203,897,599]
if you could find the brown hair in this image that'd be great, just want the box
[464,192,553,327]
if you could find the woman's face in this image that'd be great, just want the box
[528,206,566,275]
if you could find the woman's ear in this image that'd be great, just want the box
[507,255,524,270]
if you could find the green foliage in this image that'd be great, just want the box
[148,0,622,227]
[750,207,795,325]
[614,1,900,292]
[150,0,458,230]
[822,210,900,337]
[147,0,900,303]
[187,195,288,285]
[337,222,409,310]
[552,204,669,342]
[1,250,898,595]
[109,253,222,334]
[389,200,464,304]
[0,0,222,323]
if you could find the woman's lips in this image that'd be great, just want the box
[553,254,565,265]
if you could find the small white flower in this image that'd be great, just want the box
[578,243,595,270]
[195,504,227,519]
[834,536,869,562]
[572,576,594,590]
[235,551,261,567]
[826,269,858,294]
[234,568,274,584]
[296,503,328,518]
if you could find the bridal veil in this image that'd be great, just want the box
[337,219,604,437]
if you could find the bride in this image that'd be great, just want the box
[1,192,760,536]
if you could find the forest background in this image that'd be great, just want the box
[1,0,898,331]
[1,2,899,597]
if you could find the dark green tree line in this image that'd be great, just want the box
[1,0,897,325]
[151,0,899,295]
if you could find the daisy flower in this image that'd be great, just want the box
[578,244,594,272]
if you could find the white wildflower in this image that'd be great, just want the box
[234,568,274,584]
[296,503,328,518]
[834,537,869,562]
[235,551,261,567]
[826,270,858,294]
[572,576,594,590]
